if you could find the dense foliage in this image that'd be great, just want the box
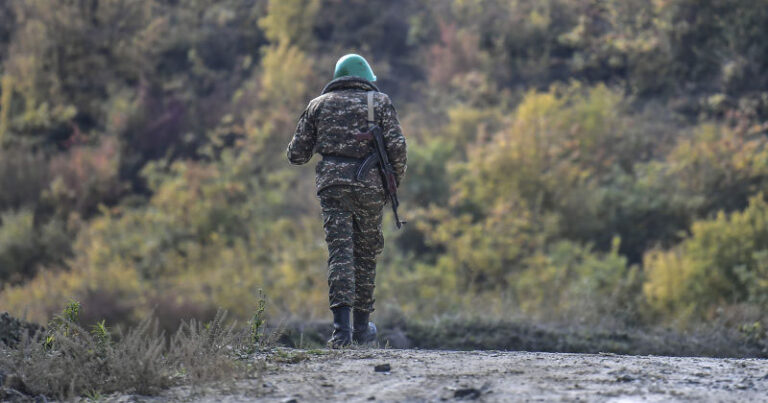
[1,0,767,338]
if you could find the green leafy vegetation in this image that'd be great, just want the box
[0,0,767,358]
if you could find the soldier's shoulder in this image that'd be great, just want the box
[305,93,335,116]
[308,91,363,109]
[373,91,397,117]
[308,93,331,108]
[374,91,393,105]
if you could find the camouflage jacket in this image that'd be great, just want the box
[287,76,407,194]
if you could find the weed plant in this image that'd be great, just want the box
[0,300,270,400]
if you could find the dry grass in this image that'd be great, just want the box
[0,303,269,400]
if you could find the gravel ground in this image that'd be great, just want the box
[111,348,768,402]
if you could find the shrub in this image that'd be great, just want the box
[46,138,126,217]
[0,209,37,282]
[662,123,768,216]
[514,239,642,325]
[0,263,144,325]
[0,210,75,285]
[0,312,43,349]
[644,194,768,322]
[0,149,49,211]
[0,303,266,400]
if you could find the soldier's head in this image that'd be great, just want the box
[333,54,376,82]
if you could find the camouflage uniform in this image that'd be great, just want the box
[287,76,407,313]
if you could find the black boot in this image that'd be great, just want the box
[352,310,378,344]
[328,306,352,348]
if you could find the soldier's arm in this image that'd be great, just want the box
[286,104,317,165]
[379,95,407,185]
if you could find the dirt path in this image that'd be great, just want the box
[137,348,768,402]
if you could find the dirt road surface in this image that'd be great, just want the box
[132,348,768,402]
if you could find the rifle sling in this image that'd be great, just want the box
[367,91,375,124]
[356,153,379,181]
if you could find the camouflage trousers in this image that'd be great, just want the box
[318,185,385,313]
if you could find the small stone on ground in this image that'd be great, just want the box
[374,363,391,372]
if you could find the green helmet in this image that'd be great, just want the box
[333,54,377,82]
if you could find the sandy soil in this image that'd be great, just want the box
[117,348,768,402]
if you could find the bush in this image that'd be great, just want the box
[0,312,43,349]
[0,149,49,211]
[0,210,74,284]
[514,239,641,325]
[0,210,37,282]
[644,194,768,322]
[0,261,144,325]
[0,303,267,400]
[46,138,126,217]
[661,123,768,216]
[4,0,768,340]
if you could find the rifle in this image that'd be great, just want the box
[354,91,406,229]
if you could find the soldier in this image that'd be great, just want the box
[287,54,407,348]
